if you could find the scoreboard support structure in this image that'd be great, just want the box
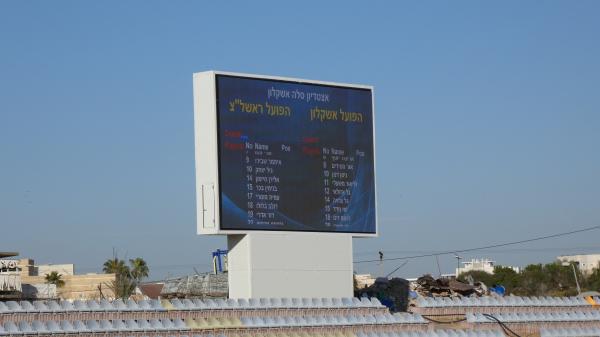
[227,232,353,298]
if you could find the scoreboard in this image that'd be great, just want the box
[194,72,377,235]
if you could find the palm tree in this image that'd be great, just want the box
[44,271,65,288]
[129,258,149,284]
[102,255,150,299]
[103,257,129,276]
[103,256,132,299]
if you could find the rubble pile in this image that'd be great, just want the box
[412,274,488,298]
[356,277,410,312]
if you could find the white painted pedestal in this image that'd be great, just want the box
[227,232,353,298]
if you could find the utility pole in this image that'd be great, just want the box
[435,255,442,278]
[562,261,582,295]
[454,254,462,277]
[571,264,582,296]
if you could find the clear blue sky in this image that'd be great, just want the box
[1,1,599,280]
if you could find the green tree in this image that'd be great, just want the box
[543,262,580,296]
[459,261,600,296]
[103,257,129,275]
[103,256,133,299]
[44,271,65,288]
[457,270,495,286]
[514,263,546,296]
[583,262,600,292]
[492,266,520,293]
[102,255,149,299]
[129,258,149,286]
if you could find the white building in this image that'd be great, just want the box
[36,264,74,276]
[557,254,600,275]
[354,274,375,289]
[456,258,520,277]
[0,253,21,295]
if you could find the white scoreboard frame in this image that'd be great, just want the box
[193,71,378,237]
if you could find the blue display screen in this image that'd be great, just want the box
[216,75,376,233]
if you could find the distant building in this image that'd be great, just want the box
[18,258,116,300]
[138,282,164,299]
[354,274,376,289]
[557,254,600,275]
[1,252,116,300]
[37,264,75,276]
[455,258,520,277]
[0,252,21,300]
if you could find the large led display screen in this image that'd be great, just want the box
[216,74,376,233]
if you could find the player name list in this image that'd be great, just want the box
[239,140,365,229]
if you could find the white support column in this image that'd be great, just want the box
[227,232,353,298]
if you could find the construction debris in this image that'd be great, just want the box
[160,272,228,299]
[356,277,410,312]
[412,274,488,297]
